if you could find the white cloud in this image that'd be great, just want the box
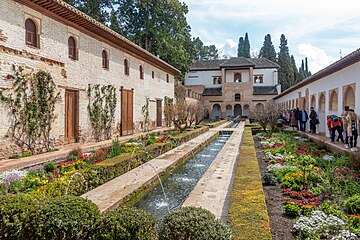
[203,39,238,59]
[297,44,338,73]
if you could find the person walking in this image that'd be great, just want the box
[309,107,318,134]
[341,106,350,149]
[327,114,344,143]
[346,109,359,152]
[300,108,308,132]
[295,107,301,130]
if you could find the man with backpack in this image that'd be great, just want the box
[327,114,344,143]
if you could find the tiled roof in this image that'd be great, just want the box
[219,57,255,67]
[190,60,227,70]
[253,86,278,95]
[189,58,279,70]
[203,88,222,96]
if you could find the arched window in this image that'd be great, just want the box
[166,74,169,83]
[102,50,109,69]
[25,19,38,47]
[124,59,129,75]
[152,71,155,79]
[234,73,241,82]
[139,65,144,79]
[235,93,240,102]
[68,37,77,60]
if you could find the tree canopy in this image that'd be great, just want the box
[259,34,276,62]
[237,33,251,58]
[277,34,294,91]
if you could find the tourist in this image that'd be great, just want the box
[346,109,359,151]
[291,109,297,130]
[300,108,308,132]
[327,114,344,143]
[341,106,350,149]
[309,107,318,134]
[295,107,301,130]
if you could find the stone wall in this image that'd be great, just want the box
[0,0,175,158]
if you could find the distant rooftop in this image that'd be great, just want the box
[203,88,222,96]
[253,86,278,95]
[189,57,279,70]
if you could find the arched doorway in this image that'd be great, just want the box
[243,104,250,118]
[343,86,355,110]
[234,104,242,117]
[212,104,221,119]
[329,90,338,114]
[318,93,326,134]
[226,105,233,117]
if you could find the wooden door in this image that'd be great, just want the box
[156,99,162,127]
[121,88,134,136]
[65,90,79,143]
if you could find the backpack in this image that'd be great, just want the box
[330,115,339,122]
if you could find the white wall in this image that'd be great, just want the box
[185,70,222,88]
[253,68,278,86]
[225,69,250,83]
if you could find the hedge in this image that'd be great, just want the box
[228,127,272,240]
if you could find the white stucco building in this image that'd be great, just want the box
[274,48,360,136]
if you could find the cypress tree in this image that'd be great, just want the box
[244,32,251,58]
[237,37,244,57]
[259,34,276,62]
[305,57,309,77]
[290,55,299,84]
[277,34,294,91]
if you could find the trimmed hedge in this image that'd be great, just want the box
[91,207,157,240]
[228,127,272,240]
[159,207,231,240]
[205,120,227,128]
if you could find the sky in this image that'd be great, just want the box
[182,0,360,73]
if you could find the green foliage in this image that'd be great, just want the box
[64,0,112,24]
[67,147,82,160]
[237,32,251,58]
[44,162,57,172]
[26,195,100,240]
[344,195,360,215]
[159,207,231,240]
[192,37,218,60]
[259,34,276,62]
[92,208,156,240]
[87,84,117,141]
[0,194,41,239]
[284,203,301,217]
[108,136,122,158]
[277,34,294,91]
[0,65,60,154]
[263,173,277,186]
[320,201,345,219]
[9,152,32,159]
[141,98,150,132]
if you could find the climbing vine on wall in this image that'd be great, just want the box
[87,84,117,141]
[141,98,150,132]
[0,65,60,154]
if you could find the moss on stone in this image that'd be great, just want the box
[228,127,272,240]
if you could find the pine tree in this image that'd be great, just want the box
[277,34,294,91]
[244,32,251,58]
[259,34,276,62]
[237,37,244,57]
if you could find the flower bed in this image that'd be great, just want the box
[257,131,360,239]
[0,127,208,197]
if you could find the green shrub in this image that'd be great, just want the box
[344,195,360,215]
[91,207,156,240]
[0,194,41,239]
[284,203,301,217]
[44,162,57,172]
[26,195,100,240]
[263,173,277,186]
[67,147,82,160]
[159,207,231,240]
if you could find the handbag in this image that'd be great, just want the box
[315,119,320,125]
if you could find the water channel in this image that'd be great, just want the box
[133,132,231,219]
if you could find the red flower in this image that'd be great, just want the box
[6,74,11,80]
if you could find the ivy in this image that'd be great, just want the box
[0,65,60,154]
[87,84,117,141]
[141,98,150,132]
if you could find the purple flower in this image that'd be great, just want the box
[27,165,45,171]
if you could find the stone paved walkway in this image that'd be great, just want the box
[182,121,245,220]
[0,127,171,173]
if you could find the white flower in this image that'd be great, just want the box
[331,230,358,240]
[0,169,28,183]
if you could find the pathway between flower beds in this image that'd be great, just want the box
[182,121,245,220]
[0,127,172,172]
[81,122,231,213]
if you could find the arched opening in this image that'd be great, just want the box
[243,104,250,118]
[124,58,129,75]
[234,104,242,117]
[235,93,240,102]
[302,98,306,110]
[25,18,38,47]
[234,73,241,82]
[310,95,316,109]
[212,104,221,119]
[226,105,233,117]
[318,93,326,134]
[343,86,355,110]
[329,90,338,113]
[102,50,109,69]
[139,65,144,79]
[68,36,77,60]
